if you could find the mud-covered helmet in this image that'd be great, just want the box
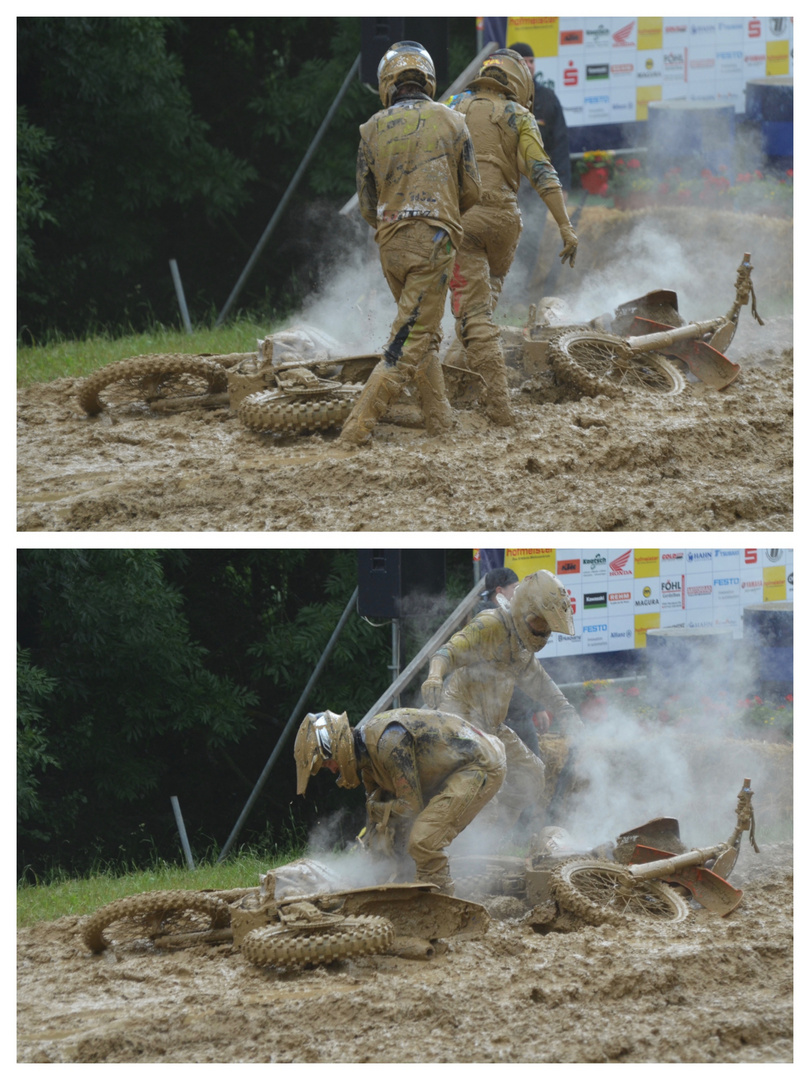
[470,48,534,109]
[509,570,575,651]
[294,710,359,795]
[377,40,437,107]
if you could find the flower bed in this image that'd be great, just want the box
[575,150,793,217]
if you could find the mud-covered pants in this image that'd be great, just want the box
[339,220,455,445]
[407,755,506,892]
[447,198,521,424]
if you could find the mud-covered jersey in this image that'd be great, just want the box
[356,96,481,250]
[429,607,579,734]
[355,707,505,822]
[445,87,561,204]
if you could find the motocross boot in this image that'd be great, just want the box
[337,360,403,447]
[467,346,513,426]
[414,349,454,436]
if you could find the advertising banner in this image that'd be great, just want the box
[473,548,792,657]
[479,16,793,126]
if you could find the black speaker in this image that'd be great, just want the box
[357,550,446,618]
[360,17,449,89]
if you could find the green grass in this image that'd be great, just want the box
[17,317,278,388]
[17,847,303,929]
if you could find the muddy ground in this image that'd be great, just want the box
[17,835,792,1064]
[17,208,792,533]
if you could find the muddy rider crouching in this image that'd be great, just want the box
[337,41,481,447]
[294,707,506,893]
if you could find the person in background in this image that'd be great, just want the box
[509,42,571,193]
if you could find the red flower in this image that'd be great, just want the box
[787,169,793,178]
[581,167,609,196]
[754,696,763,705]
[581,695,607,722]
[627,686,640,697]
[658,182,670,195]
[701,168,714,179]
[737,172,752,183]
[785,694,793,703]
[628,158,641,169]
[754,170,763,180]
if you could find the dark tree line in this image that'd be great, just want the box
[17,549,473,880]
[17,16,476,340]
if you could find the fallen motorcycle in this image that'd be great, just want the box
[516,251,762,398]
[76,253,762,433]
[79,861,490,970]
[453,776,759,928]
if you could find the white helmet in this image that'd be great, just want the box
[377,40,437,108]
[509,570,575,651]
[293,710,359,795]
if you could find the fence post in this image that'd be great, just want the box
[169,259,193,334]
[171,796,196,870]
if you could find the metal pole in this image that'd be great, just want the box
[169,259,193,333]
[216,585,359,863]
[391,618,401,708]
[358,577,485,725]
[216,53,362,327]
[170,796,196,870]
[339,41,500,218]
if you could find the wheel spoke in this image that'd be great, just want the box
[550,331,685,397]
[552,858,691,925]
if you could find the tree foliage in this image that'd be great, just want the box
[17,549,258,876]
[17,107,56,286]
[17,17,257,333]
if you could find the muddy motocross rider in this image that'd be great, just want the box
[478,567,545,756]
[337,41,481,448]
[421,569,582,835]
[444,49,577,424]
[294,707,506,893]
